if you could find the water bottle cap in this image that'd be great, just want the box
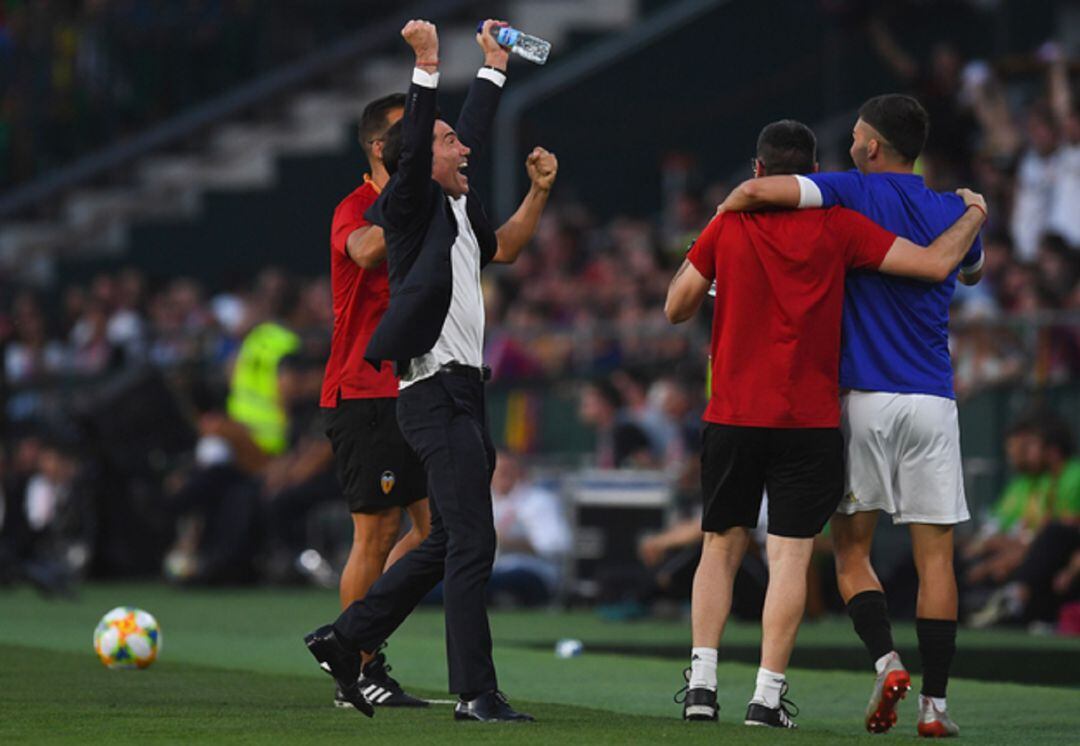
[476,20,510,33]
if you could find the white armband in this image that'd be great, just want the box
[477,66,507,88]
[795,175,823,209]
[412,67,440,89]
[960,251,984,276]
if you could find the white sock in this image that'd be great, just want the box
[751,667,785,708]
[689,647,718,691]
[921,694,947,711]
[874,651,896,674]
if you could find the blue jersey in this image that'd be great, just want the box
[807,170,983,399]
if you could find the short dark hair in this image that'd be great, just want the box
[587,380,623,410]
[359,93,405,155]
[382,106,443,176]
[756,120,817,176]
[1039,415,1076,459]
[858,94,929,163]
[382,120,404,175]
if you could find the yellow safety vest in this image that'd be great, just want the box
[226,322,301,455]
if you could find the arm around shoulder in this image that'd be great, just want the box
[718,175,803,213]
[878,193,987,283]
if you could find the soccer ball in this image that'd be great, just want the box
[93,606,162,669]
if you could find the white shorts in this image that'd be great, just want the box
[838,391,970,525]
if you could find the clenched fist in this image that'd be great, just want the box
[526,147,558,191]
[402,19,438,67]
[476,19,510,70]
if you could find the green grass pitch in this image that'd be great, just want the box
[1,583,1078,744]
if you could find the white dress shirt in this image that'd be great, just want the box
[401,195,486,387]
[399,65,506,387]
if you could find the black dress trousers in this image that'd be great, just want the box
[332,372,498,695]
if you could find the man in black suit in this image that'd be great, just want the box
[304,18,556,722]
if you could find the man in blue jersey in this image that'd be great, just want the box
[719,94,983,738]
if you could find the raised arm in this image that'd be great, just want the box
[867,15,919,81]
[718,176,801,213]
[454,19,510,159]
[377,20,440,228]
[878,189,987,282]
[492,148,558,264]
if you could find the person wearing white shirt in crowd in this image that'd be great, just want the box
[1010,107,1058,262]
[490,451,571,605]
[1047,47,1080,248]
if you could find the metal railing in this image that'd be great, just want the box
[4,311,1077,396]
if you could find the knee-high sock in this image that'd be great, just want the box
[916,618,957,699]
[847,590,894,664]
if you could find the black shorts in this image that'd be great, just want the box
[324,398,427,514]
[700,423,843,539]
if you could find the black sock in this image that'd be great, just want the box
[847,590,894,664]
[917,618,957,699]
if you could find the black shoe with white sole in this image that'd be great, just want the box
[744,683,799,729]
[674,667,718,721]
[357,645,428,708]
[304,625,373,717]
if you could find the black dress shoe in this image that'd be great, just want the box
[454,690,534,722]
[303,624,373,717]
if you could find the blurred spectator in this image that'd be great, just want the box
[163,278,320,584]
[951,304,1025,400]
[0,435,89,595]
[966,413,1080,627]
[1011,105,1059,262]
[972,522,1080,629]
[489,451,571,606]
[646,376,701,474]
[868,15,976,181]
[578,380,656,468]
[4,294,65,384]
[964,416,1051,587]
[1046,47,1080,248]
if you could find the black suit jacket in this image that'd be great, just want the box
[363,73,502,372]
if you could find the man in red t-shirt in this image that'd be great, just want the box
[321,92,430,708]
[664,120,986,728]
[321,84,559,709]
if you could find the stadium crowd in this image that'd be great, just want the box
[0,9,1078,635]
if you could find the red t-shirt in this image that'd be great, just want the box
[320,176,398,406]
[687,207,895,429]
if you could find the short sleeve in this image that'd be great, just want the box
[330,191,373,256]
[829,207,896,270]
[960,233,984,274]
[685,216,723,281]
[1057,462,1080,519]
[992,478,1027,532]
[808,170,864,209]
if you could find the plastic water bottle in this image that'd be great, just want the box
[477,22,551,65]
